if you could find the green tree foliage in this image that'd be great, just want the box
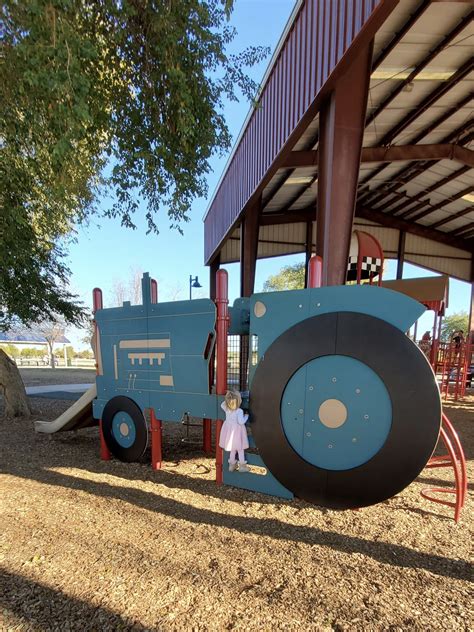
[1,0,268,329]
[0,344,20,359]
[263,262,305,292]
[440,312,469,342]
[75,349,93,359]
[20,347,44,358]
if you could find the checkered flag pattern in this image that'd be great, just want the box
[347,256,382,280]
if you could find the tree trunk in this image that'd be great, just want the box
[0,349,31,418]
[48,340,55,369]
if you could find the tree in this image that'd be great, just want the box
[0,344,20,360]
[34,319,67,369]
[263,263,305,292]
[109,267,144,307]
[1,1,268,329]
[440,312,469,343]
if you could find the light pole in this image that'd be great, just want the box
[189,275,202,300]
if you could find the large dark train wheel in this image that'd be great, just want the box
[102,396,148,462]
[250,311,441,509]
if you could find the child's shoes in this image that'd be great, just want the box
[238,462,250,473]
[228,462,237,472]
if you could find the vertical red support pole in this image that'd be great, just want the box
[150,409,162,470]
[215,269,229,484]
[430,311,438,367]
[203,419,212,454]
[317,44,373,286]
[93,288,111,461]
[150,278,158,304]
[307,255,323,289]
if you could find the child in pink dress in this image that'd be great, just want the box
[219,390,250,472]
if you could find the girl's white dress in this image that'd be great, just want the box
[219,402,249,451]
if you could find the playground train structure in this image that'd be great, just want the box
[78,262,449,511]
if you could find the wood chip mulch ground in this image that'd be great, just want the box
[0,393,472,631]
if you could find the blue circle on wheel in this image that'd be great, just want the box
[112,412,137,448]
[281,355,392,470]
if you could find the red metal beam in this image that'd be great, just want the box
[358,91,473,193]
[450,221,474,237]
[283,144,474,167]
[384,165,471,217]
[428,193,474,228]
[407,185,473,222]
[361,124,474,209]
[355,205,474,252]
[376,56,474,148]
[240,197,261,297]
[260,210,313,225]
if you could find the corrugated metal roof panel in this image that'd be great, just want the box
[404,233,471,281]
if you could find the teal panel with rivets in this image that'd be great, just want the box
[93,273,219,422]
[281,355,392,470]
[222,451,294,499]
[248,285,425,385]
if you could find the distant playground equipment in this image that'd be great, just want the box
[382,275,472,401]
[35,233,467,520]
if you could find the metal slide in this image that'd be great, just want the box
[35,385,97,434]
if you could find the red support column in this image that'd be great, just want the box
[430,311,438,367]
[239,198,260,391]
[150,278,158,304]
[204,257,220,454]
[317,43,373,286]
[307,255,323,289]
[203,419,212,454]
[304,220,314,288]
[150,409,162,470]
[215,269,229,484]
[240,197,260,298]
[93,288,111,461]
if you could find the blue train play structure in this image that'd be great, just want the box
[92,271,441,509]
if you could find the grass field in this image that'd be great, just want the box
[19,367,96,387]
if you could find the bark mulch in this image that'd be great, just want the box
[0,395,472,631]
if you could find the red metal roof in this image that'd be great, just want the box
[204,0,397,263]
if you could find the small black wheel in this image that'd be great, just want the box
[102,396,148,462]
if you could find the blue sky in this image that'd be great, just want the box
[65,0,470,348]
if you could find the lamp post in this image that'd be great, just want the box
[189,275,202,300]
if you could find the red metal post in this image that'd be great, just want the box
[307,255,323,289]
[151,278,158,304]
[93,288,111,461]
[430,311,438,367]
[317,43,373,286]
[422,412,467,523]
[150,409,162,470]
[215,269,229,484]
[203,419,212,454]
